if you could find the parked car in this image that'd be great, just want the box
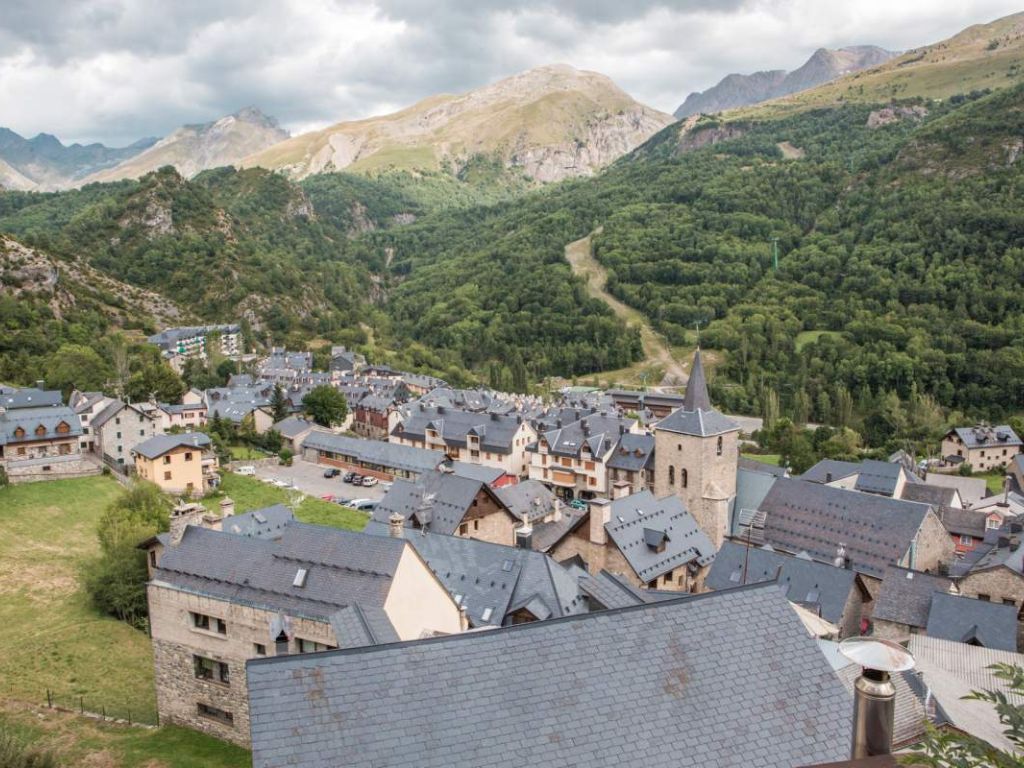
[348,474,365,485]
[236,465,257,476]
[333,497,353,506]
[569,498,587,511]
[342,471,357,483]
[349,499,377,511]
[360,476,378,487]
[323,467,340,478]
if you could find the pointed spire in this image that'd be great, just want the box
[683,348,712,412]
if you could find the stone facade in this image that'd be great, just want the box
[6,454,100,483]
[458,489,518,546]
[95,404,159,468]
[957,566,1024,650]
[908,511,957,574]
[653,428,739,549]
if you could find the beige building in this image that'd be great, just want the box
[133,433,218,497]
[653,349,740,549]
[92,400,160,469]
[156,402,208,433]
[141,509,461,746]
[942,425,1022,472]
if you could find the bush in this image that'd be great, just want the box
[0,465,8,488]
[958,463,974,476]
[279,449,294,467]
[0,725,59,767]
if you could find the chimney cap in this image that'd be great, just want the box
[839,637,915,673]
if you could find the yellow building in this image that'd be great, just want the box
[133,433,218,497]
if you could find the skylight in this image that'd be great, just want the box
[501,559,513,572]
[293,568,308,588]
[481,607,494,622]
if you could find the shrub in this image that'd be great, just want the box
[279,449,294,467]
[0,725,59,767]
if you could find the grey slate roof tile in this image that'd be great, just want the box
[0,404,81,444]
[925,591,1019,651]
[132,432,211,459]
[246,583,852,768]
[304,431,445,475]
[372,470,510,536]
[873,566,952,628]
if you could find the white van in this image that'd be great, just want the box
[235,465,257,476]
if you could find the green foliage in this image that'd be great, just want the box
[270,383,289,422]
[906,663,1024,767]
[44,343,110,395]
[278,448,294,466]
[303,384,348,427]
[81,482,169,629]
[0,465,8,489]
[0,725,59,768]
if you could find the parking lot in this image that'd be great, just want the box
[246,458,391,504]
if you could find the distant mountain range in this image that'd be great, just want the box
[0,129,156,190]
[674,46,898,117]
[242,64,675,184]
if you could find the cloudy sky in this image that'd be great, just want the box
[1,0,1019,146]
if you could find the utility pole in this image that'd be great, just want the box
[769,237,780,272]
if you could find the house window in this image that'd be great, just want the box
[717,436,723,456]
[561,457,571,467]
[184,452,193,462]
[59,444,70,455]
[584,461,595,471]
[473,520,479,531]
[668,466,675,485]
[13,426,25,439]
[459,523,469,535]
[149,550,157,568]
[663,570,673,584]
[56,422,70,434]
[588,476,596,486]
[196,703,233,725]
[297,638,335,654]
[164,471,172,481]
[193,655,230,685]
[681,468,688,489]
[959,534,973,545]
[163,455,171,465]
[254,643,267,656]
[191,612,227,635]
[139,429,145,436]
[115,417,120,425]
[978,594,991,602]
[1003,599,1016,607]
[32,425,46,436]
[17,447,25,456]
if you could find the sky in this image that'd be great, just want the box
[1,0,1020,146]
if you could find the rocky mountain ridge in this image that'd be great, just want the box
[675,45,897,117]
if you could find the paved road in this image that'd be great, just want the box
[249,458,390,504]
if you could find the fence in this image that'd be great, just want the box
[40,686,158,727]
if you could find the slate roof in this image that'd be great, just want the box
[606,432,655,472]
[304,431,444,475]
[154,523,406,623]
[147,324,239,350]
[449,462,505,485]
[948,524,1024,578]
[799,459,860,485]
[925,591,1018,651]
[530,505,588,553]
[536,412,634,460]
[132,432,211,459]
[221,504,295,539]
[69,390,108,414]
[90,399,127,429]
[380,529,587,626]
[933,506,987,539]
[909,635,1024,753]
[568,566,650,610]
[706,542,860,625]
[760,477,934,579]
[950,425,1022,449]
[872,566,952,629]
[605,491,715,583]
[271,415,315,439]
[729,465,779,537]
[494,479,558,522]
[394,404,525,454]
[852,459,916,496]
[655,405,740,438]
[0,404,81,445]
[247,583,852,768]
[0,386,63,410]
[921,474,989,507]
[900,482,960,508]
[371,470,510,535]
[739,456,787,477]
[683,348,711,411]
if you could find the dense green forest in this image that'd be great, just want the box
[1,84,1022,438]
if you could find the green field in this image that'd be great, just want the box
[228,444,269,460]
[0,477,158,722]
[0,701,250,768]
[742,453,783,467]
[977,471,1010,495]
[202,472,369,531]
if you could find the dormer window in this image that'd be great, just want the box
[35,424,47,437]
[56,421,70,434]
[13,426,25,439]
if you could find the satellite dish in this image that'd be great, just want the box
[839,637,915,673]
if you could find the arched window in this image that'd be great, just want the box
[668,465,675,486]
[682,468,688,488]
[717,436,723,456]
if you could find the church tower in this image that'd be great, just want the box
[653,349,739,549]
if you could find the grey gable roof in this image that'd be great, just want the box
[155,523,406,623]
[372,470,510,536]
[901,482,960,508]
[246,583,852,768]
[0,386,63,410]
[494,479,558,522]
[951,425,1022,449]
[799,459,860,485]
[853,459,910,496]
[133,432,211,459]
[606,432,655,471]
[538,412,632,459]
[0,405,81,444]
[270,415,314,439]
[925,591,1018,651]
[304,431,445,475]
[706,542,858,625]
[395,405,524,454]
[760,477,933,579]
[949,525,1024,578]
[605,491,715,583]
[873,566,952,629]
[221,504,295,539]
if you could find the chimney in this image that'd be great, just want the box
[169,502,205,545]
[515,513,533,549]
[588,498,612,545]
[219,496,235,518]
[833,543,847,569]
[388,511,405,538]
[839,638,915,760]
[274,630,290,656]
[458,604,469,632]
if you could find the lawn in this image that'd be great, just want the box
[202,472,369,531]
[0,701,250,768]
[0,476,158,723]
[742,453,783,467]
[976,471,1009,495]
[228,444,268,461]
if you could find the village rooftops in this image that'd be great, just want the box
[0,404,81,445]
[536,411,635,459]
[394,403,525,454]
[494,479,559,522]
[147,324,240,350]
[220,504,295,539]
[132,432,211,459]
[246,583,851,768]
[371,469,507,535]
[924,591,1018,651]
[948,424,1022,449]
[304,431,445,476]
[0,386,63,410]
[605,491,715,583]
[872,566,952,630]
[605,432,655,472]
[948,523,1024,577]
[759,477,935,579]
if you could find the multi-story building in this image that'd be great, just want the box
[527,411,644,500]
[391,404,536,480]
[148,324,243,363]
[156,402,208,433]
[141,510,461,746]
[0,386,92,482]
[69,390,115,451]
[653,349,740,549]
[133,433,218,497]
[91,400,160,469]
[942,425,1023,472]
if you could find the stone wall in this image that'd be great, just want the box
[460,490,516,546]
[5,455,100,484]
[911,512,957,573]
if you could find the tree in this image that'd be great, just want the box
[125,361,185,404]
[45,343,109,395]
[270,383,289,422]
[906,663,1024,767]
[303,385,348,427]
[761,385,780,431]
[82,481,169,628]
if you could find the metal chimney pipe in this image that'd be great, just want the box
[839,638,915,760]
